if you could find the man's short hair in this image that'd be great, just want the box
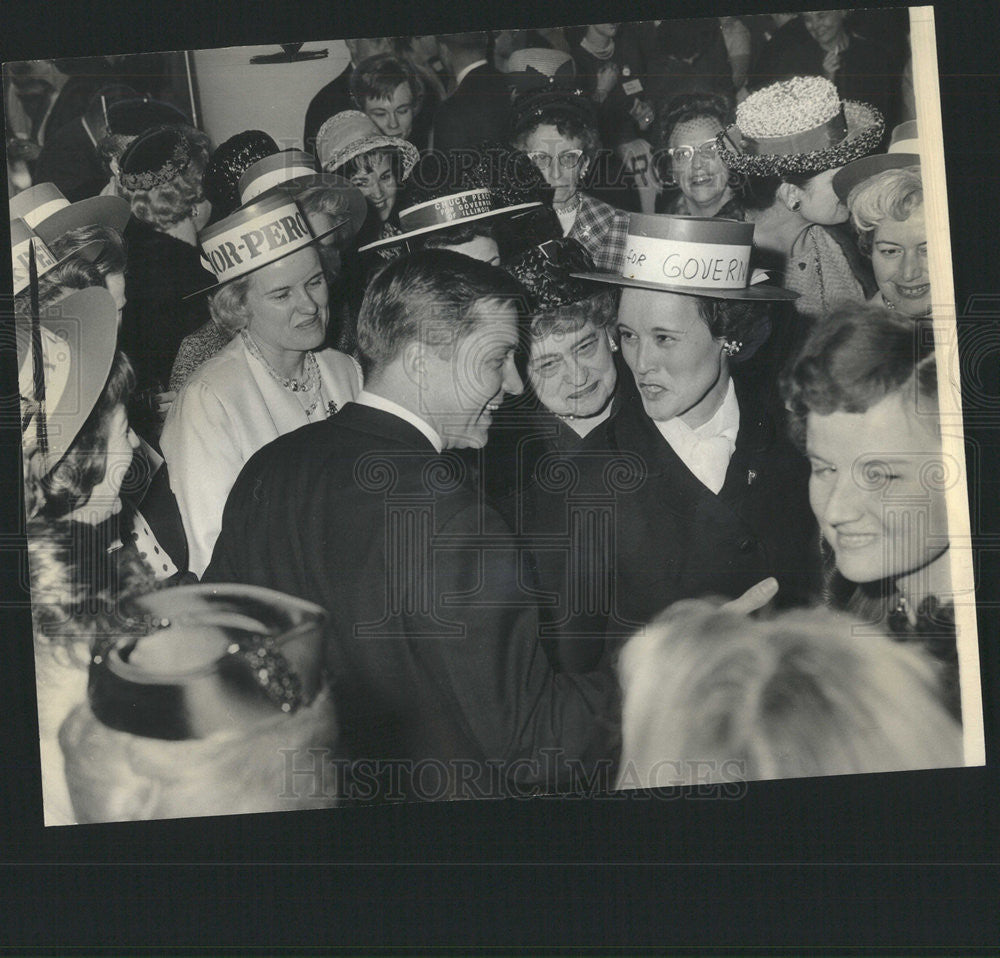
[356,249,526,378]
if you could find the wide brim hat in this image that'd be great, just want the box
[10,218,101,296]
[238,150,368,241]
[88,583,327,740]
[717,76,885,177]
[8,182,130,246]
[185,191,344,298]
[17,286,120,472]
[832,120,921,203]
[315,110,419,179]
[358,143,546,253]
[573,212,799,301]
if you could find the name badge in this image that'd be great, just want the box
[622,78,644,96]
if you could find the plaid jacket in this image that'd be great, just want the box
[569,193,630,275]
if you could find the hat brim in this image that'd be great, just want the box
[18,287,120,469]
[358,201,543,252]
[571,271,800,302]
[32,195,131,246]
[183,217,347,300]
[718,101,886,176]
[832,152,920,203]
[255,172,369,240]
[322,135,419,182]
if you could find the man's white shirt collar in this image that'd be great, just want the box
[354,390,444,452]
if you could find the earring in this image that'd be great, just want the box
[722,340,742,357]
[606,330,618,353]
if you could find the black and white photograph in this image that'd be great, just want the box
[4,3,985,832]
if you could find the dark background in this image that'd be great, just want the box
[2,0,998,951]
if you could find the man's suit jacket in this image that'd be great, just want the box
[203,403,619,800]
[531,374,822,671]
[431,65,512,156]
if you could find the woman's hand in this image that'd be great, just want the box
[721,577,779,615]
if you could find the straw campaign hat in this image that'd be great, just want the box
[17,286,120,474]
[238,149,368,240]
[10,218,101,295]
[832,120,921,203]
[358,146,546,253]
[572,212,798,301]
[187,192,343,298]
[8,182,130,246]
[717,76,884,177]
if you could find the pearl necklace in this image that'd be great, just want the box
[554,193,582,215]
[241,329,327,418]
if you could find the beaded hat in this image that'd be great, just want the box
[503,237,603,313]
[315,110,419,178]
[202,129,280,219]
[358,143,548,253]
[717,76,885,176]
[118,124,194,192]
[832,120,921,203]
[88,584,327,740]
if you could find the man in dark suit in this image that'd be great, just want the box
[431,33,512,156]
[303,36,393,156]
[203,250,619,802]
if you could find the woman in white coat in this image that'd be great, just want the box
[161,193,362,577]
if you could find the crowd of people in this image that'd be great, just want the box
[8,11,965,824]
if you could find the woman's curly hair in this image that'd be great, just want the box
[123,126,211,231]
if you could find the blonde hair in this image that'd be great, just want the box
[847,165,923,256]
[616,600,962,789]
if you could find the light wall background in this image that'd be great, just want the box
[191,40,351,149]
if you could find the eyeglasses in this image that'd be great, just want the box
[667,140,721,165]
[527,149,586,171]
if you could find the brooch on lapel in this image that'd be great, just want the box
[747,469,757,486]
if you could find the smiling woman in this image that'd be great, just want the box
[783,304,960,719]
[160,195,363,577]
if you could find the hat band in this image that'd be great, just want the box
[22,197,69,229]
[201,202,314,285]
[241,164,318,203]
[621,234,752,290]
[399,189,495,232]
[889,136,920,155]
[12,236,58,295]
[741,108,847,156]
